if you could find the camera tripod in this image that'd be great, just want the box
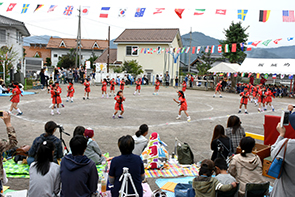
[58,125,70,154]
[119,167,139,197]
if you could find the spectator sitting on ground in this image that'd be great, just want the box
[132,124,149,156]
[270,123,295,197]
[0,81,9,94]
[228,137,264,196]
[192,159,236,197]
[214,158,236,185]
[0,111,18,191]
[27,121,63,166]
[28,141,60,197]
[60,135,98,197]
[211,125,233,161]
[225,115,245,153]
[109,135,145,197]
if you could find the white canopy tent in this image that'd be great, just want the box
[208,62,240,73]
[238,58,295,75]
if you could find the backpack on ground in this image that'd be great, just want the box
[176,138,194,165]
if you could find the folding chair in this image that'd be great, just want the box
[244,181,270,197]
[216,183,239,197]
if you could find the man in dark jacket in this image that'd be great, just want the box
[60,135,98,197]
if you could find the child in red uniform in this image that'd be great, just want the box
[120,79,125,92]
[265,89,275,111]
[50,84,62,115]
[252,85,259,106]
[110,78,116,97]
[66,82,75,103]
[213,81,222,98]
[113,90,126,119]
[153,79,160,95]
[9,82,22,115]
[238,88,250,114]
[257,86,266,112]
[173,90,191,122]
[182,80,187,92]
[101,78,108,98]
[83,78,91,100]
[134,78,141,95]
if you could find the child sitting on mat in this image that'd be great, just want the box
[214,158,236,185]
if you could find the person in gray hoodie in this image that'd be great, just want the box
[132,124,149,155]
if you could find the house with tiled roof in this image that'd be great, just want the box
[93,49,121,72]
[24,43,51,63]
[114,28,182,85]
[47,37,108,67]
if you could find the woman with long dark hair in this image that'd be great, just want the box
[225,115,245,153]
[132,124,149,155]
[210,125,233,161]
[28,141,60,197]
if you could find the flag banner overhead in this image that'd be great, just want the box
[82,6,90,15]
[100,7,110,18]
[282,10,295,22]
[63,6,74,16]
[205,45,209,53]
[264,73,268,79]
[259,10,271,22]
[196,46,201,54]
[248,73,252,78]
[256,73,260,79]
[218,45,222,53]
[191,47,196,54]
[153,8,165,14]
[225,44,229,53]
[194,9,205,15]
[272,74,276,79]
[175,8,185,18]
[216,9,226,15]
[118,8,127,17]
[237,9,248,21]
[273,38,282,44]
[211,45,215,53]
[287,37,294,41]
[251,41,261,46]
[135,8,146,17]
[34,4,43,12]
[231,43,237,52]
[262,39,272,46]
[7,3,16,12]
[185,47,190,53]
[47,5,57,13]
[21,4,30,14]
[240,43,244,51]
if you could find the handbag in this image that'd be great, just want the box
[267,139,288,179]
[174,183,192,197]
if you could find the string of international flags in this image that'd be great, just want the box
[214,72,294,81]
[2,3,295,22]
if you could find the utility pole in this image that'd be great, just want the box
[188,27,192,73]
[107,26,110,73]
[75,6,81,68]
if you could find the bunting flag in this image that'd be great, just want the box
[227,73,231,77]
[21,4,30,14]
[185,47,190,53]
[153,8,165,14]
[241,73,245,77]
[176,48,181,53]
[192,47,196,54]
[259,10,271,22]
[47,5,57,13]
[231,43,237,52]
[240,43,244,51]
[287,37,294,41]
[264,73,268,79]
[247,42,253,45]
[251,41,261,46]
[216,9,226,15]
[281,74,285,79]
[256,73,260,79]
[273,38,282,44]
[181,47,185,53]
[289,75,293,80]
[205,46,209,53]
[248,73,252,78]
[282,10,295,22]
[225,44,229,53]
[219,73,224,76]
[175,9,185,19]
[210,45,215,53]
[63,6,73,16]
[262,39,272,46]
[234,73,238,77]
[144,48,147,54]
[196,46,201,54]
[140,48,144,53]
[237,10,248,21]
[213,72,216,75]
[194,9,205,15]
[7,3,16,12]
[135,8,146,17]
[34,4,43,12]
[82,6,90,15]
[118,8,127,17]
[218,45,222,53]
[246,47,252,51]
[0,3,3,6]
[272,74,276,79]
[100,7,110,18]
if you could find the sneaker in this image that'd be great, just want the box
[112,115,115,119]
[66,100,69,102]
[219,95,222,98]
[16,112,23,116]
[118,116,123,119]
[213,95,215,98]
[57,111,61,115]
[176,117,181,120]
[83,97,85,100]
[61,104,65,107]
[71,101,73,103]
[238,111,241,113]
[187,118,191,122]
[51,112,54,116]
[87,97,89,100]
[272,108,275,112]
[245,111,249,114]
[153,93,155,95]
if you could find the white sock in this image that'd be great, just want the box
[17,108,21,113]
[271,105,274,109]
[245,109,247,112]
[51,109,54,113]
[71,98,73,101]
[102,94,104,98]
[187,116,190,119]
[138,93,140,95]
[67,97,69,101]
[57,108,60,113]
[106,94,108,97]
[178,115,181,118]
[239,109,241,111]
[213,94,216,96]
[134,91,136,94]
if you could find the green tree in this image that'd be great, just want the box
[56,48,76,68]
[45,57,52,67]
[113,67,122,73]
[87,52,98,70]
[0,46,18,82]
[220,21,249,63]
[121,60,143,77]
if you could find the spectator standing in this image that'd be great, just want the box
[60,136,98,197]
[165,71,170,87]
[175,76,179,88]
[67,68,73,84]
[249,75,254,85]
[80,67,85,84]
[116,76,120,86]
[260,76,267,85]
[40,68,46,90]
[91,70,96,86]
[225,115,245,153]
[54,68,60,83]
[159,75,163,85]
[62,69,67,84]
[221,77,227,91]
[73,68,78,83]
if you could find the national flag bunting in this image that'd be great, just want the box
[140,48,144,53]
[231,43,237,52]
[227,73,231,77]
[34,4,43,12]
[210,45,215,53]
[272,74,276,79]
[21,4,30,14]
[216,9,226,15]
[192,47,196,54]
[248,73,252,78]
[281,74,285,79]
[196,46,201,54]
[194,9,205,15]
[185,47,190,53]
[264,73,268,79]
[135,8,146,17]
[289,75,293,79]
[118,8,127,17]
[7,3,16,12]
[282,10,295,22]
[100,7,110,18]
[82,6,90,15]
[153,8,165,14]
[213,72,216,75]
[240,43,244,51]
[237,9,248,21]
[181,47,185,53]
[262,39,272,46]
[175,9,185,19]
[225,44,229,53]
[205,46,209,53]
[259,10,271,22]
[218,45,222,53]
[63,6,74,16]
[287,37,294,41]
[234,73,238,77]
[48,5,57,13]
[273,38,282,44]
[256,73,260,79]
[246,47,252,51]
[251,41,261,47]
[241,73,245,77]
[219,73,224,76]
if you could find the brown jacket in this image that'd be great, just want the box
[0,127,18,180]
[228,153,264,197]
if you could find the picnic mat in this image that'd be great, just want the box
[155,177,194,197]
[145,162,199,178]
[0,92,36,96]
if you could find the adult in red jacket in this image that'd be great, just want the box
[9,82,22,115]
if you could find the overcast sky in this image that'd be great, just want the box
[2,0,295,48]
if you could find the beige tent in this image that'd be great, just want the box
[208,62,240,73]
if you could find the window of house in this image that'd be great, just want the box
[126,46,138,56]
[93,42,99,48]
[0,29,6,43]
[59,41,66,47]
[53,54,58,58]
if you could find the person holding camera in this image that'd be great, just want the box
[27,121,63,166]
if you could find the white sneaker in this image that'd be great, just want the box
[57,111,61,115]
[187,117,191,122]
[51,112,54,116]
[176,117,181,120]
